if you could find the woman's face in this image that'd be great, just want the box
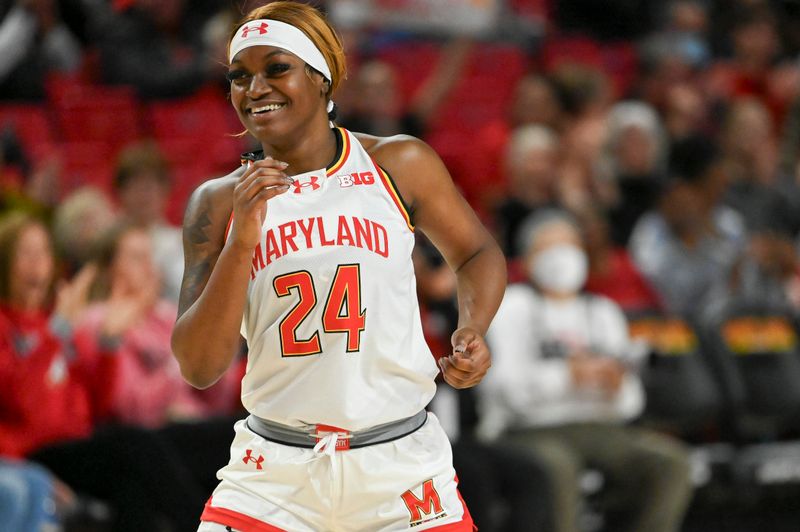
[111,229,157,295]
[10,224,54,310]
[228,45,328,143]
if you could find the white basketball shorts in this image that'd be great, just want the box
[197,412,475,532]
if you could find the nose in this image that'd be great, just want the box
[247,72,272,99]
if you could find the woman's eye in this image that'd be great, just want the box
[226,71,251,85]
[267,63,290,76]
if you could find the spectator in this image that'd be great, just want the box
[553,65,617,213]
[579,207,663,314]
[662,82,709,141]
[52,186,118,275]
[112,141,183,302]
[93,0,219,99]
[721,98,798,235]
[340,38,473,138]
[0,211,208,532]
[494,124,562,260]
[602,100,668,245]
[473,73,566,211]
[74,222,235,428]
[705,4,799,123]
[0,0,82,100]
[478,209,692,532]
[629,135,747,317]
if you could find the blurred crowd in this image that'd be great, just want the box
[5,0,800,530]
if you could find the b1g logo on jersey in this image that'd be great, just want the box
[293,175,321,194]
[401,479,447,527]
[337,171,375,188]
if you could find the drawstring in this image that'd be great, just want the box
[313,432,339,457]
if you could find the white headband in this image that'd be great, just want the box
[229,19,332,82]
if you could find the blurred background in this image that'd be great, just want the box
[4,0,800,530]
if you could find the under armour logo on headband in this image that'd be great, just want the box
[241,22,270,38]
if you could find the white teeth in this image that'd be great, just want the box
[251,103,285,114]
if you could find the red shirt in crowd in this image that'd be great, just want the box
[584,249,663,314]
[0,305,116,458]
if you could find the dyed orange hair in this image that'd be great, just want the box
[228,2,347,97]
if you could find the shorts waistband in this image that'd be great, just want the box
[246,410,428,450]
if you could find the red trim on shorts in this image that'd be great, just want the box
[201,497,286,532]
[424,476,477,532]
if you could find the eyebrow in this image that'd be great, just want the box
[230,49,292,65]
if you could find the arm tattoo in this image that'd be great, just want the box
[187,212,212,245]
[178,260,211,317]
[177,191,224,318]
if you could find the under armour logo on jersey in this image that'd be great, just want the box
[242,449,264,470]
[241,22,269,38]
[293,175,321,194]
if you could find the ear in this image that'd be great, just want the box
[305,65,329,95]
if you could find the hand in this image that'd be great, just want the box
[569,353,625,397]
[438,327,491,389]
[53,264,97,326]
[100,279,158,338]
[229,158,292,251]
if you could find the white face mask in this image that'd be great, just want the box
[529,244,588,295]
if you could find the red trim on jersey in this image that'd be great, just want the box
[370,158,414,232]
[201,498,287,531]
[326,128,351,176]
[425,476,477,531]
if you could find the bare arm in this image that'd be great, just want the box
[171,159,293,388]
[371,135,507,388]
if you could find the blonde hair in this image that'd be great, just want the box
[228,1,347,97]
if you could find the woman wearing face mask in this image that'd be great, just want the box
[476,209,693,532]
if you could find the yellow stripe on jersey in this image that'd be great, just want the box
[372,160,414,232]
[327,127,351,177]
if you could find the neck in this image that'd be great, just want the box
[261,117,336,176]
[8,295,43,315]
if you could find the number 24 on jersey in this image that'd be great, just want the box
[273,264,366,357]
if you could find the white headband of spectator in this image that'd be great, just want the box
[228,19,332,82]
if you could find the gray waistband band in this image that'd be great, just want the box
[246,410,428,449]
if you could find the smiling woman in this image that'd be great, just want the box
[170,2,507,531]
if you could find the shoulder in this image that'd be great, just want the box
[501,283,539,313]
[182,169,241,230]
[186,170,241,210]
[351,132,440,174]
[584,294,627,327]
[350,131,450,213]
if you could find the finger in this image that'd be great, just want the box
[439,357,475,381]
[441,367,479,389]
[239,158,289,180]
[250,183,291,203]
[237,171,293,197]
[447,354,477,372]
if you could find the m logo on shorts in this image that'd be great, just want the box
[401,479,446,527]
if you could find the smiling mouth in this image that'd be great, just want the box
[249,103,287,115]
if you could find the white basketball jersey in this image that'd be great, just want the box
[229,127,438,431]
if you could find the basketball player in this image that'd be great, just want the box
[170,2,507,530]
